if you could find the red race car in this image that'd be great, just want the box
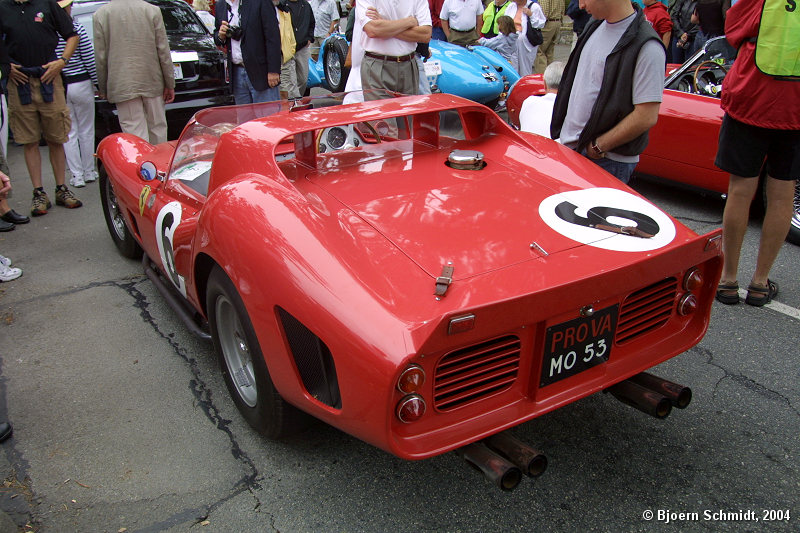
[506,36,800,245]
[97,92,722,490]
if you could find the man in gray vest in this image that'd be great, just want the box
[550,0,665,183]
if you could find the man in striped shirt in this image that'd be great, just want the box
[56,0,98,188]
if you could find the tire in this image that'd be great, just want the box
[206,266,307,438]
[787,180,800,246]
[323,36,350,93]
[99,163,143,259]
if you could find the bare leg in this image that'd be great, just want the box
[47,141,67,187]
[23,143,43,189]
[751,176,794,287]
[719,174,758,286]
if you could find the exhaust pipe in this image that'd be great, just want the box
[455,443,522,491]
[629,372,692,409]
[607,379,672,419]
[484,432,547,477]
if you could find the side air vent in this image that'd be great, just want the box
[434,335,521,411]
[616,277,678,344]
[277,308,342,409]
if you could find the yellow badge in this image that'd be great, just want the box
[139,185,152,216]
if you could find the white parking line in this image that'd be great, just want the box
[737,289,800,320]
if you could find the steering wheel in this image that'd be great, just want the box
[692,60,728,96]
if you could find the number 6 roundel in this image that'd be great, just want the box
[156,201,187,297]
[538,188,676,252]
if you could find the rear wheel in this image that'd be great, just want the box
[206,266,307,438]
[99,163,143,259]
[324,36,350,93]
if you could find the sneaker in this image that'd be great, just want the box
[31,189,52,216]
[0,263,22,282]
[55,185,83,209]
[0,254,11,267]
[85,171,99,183]
[70,175,86,188]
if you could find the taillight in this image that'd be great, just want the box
[396,395,426,423]
[683,268,703,291]
[677,293,697,316]
[397,364,425,394]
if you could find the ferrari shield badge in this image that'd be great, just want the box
[139,185,152,216]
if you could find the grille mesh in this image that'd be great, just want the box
[433,335,521,411]
[616,277,678,344]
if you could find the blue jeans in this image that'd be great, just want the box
[232,65,279,105]
[577,147,637,183]
[431,27,447,41]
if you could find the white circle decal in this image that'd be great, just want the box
[156,201,187,296]
[539,188,676,252]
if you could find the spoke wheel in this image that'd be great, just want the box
[99,163,143,259]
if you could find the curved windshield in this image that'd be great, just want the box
[665,36,737,98]
[161,3,207,35]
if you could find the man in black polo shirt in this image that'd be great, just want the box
[0,0,82,216]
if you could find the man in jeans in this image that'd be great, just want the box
[215,0,282,103]
[0,0,83,216]
[550,0,665,183]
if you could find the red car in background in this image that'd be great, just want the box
[96,92,722,490]
[507,37,800,245]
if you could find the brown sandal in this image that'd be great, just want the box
[715,282,739,305]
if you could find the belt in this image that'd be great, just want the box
[64,72,91,84]
[450,27,475,32]
[547,18,562,22]
[364,51,415,63]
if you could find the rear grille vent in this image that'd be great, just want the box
[616,277,678,344]
[433,335,521,411]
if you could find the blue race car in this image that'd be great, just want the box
[307,35,520,107]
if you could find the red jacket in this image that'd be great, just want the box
[643,2,672,40]
[721,0,800,130]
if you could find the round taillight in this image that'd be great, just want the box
[678,293,698,316]
[397,364,425,394]
[683,268,703,291]
[396,395,426,423]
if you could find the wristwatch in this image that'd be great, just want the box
[590,140,605,158]
[60,55,70,66]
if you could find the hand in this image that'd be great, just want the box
[218,20,229,41]
[41,58,65,84]
[523,7,532,16]
[267,72,280,88]
[9,63,28,86]
[163,87,175,103]
[366,6,382,20]
[0,171,11,196]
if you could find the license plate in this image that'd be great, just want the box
[424,59,442,76]
[540,305,618,387]
[173,63,183,80]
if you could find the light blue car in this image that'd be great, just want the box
[307,35,521,107]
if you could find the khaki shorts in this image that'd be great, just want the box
[8,75,71,145]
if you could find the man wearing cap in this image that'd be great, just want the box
[0,0,83,216]
[94,0,175,145]
[356,0,431,100]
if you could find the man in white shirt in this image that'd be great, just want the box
[519,60,564,137]
[356,0,431,100]
[439,0,483,45]
[309,0,340,60]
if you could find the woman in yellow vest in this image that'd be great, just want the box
[482,0,517,38]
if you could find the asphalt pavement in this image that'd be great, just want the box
[0,43,798,532]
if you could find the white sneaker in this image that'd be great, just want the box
[85,171,99,183]
[0,263,22,282]
[0,254,10,267]
[70,175,86,188]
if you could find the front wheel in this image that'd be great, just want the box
[206,266,307,438]
[99,163,143,259]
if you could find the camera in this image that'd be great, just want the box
[226,24,243,40]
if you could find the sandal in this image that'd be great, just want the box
[715,281,740,305]
[745,279,778,307]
